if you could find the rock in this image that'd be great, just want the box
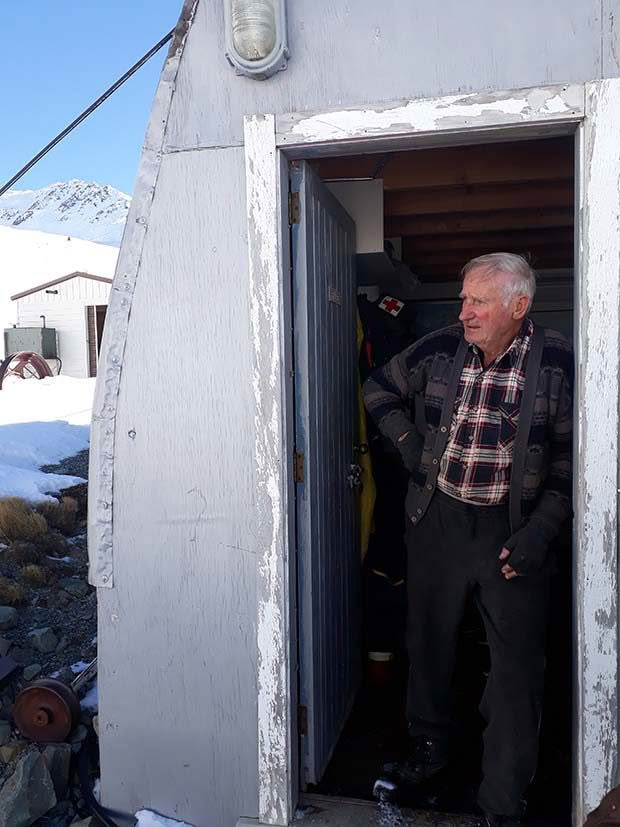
[27,628,58,654]
[55,636,69,654]
[47,591,71,610]
[0,740,27,765]
[58,578,88,599]
[0,720,11,746]
[0,636,11,657]
[0,750,57,827]
[56,666,74,685]
[69,725,88,754]
[42,743,72,799]
[9,647,32,665]
[37,799,72,825]
[22,664,42,681]
[1,690,14,712]
[34,533,69,559]
[0,607,18,631]
[71,818,96,826]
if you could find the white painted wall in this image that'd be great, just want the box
[14,277,110,378]
[326,180,383,253]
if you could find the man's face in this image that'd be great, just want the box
[458,267,522,354]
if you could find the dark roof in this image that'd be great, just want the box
[11,272,113,301]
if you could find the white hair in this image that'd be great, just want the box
[461,252,537,307]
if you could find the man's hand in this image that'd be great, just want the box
[498,518,556,580]
[499,547,520,580]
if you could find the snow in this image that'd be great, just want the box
[1,224,118,357]
[135,811,194,827]
[80,681,98,711]
[0,376,94,426]
[0,180,130,246]
[0,376,93,502]
[70,660,90,674]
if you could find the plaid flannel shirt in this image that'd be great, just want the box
[437,319,533,504]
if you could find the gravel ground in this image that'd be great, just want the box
[0,449,96,694]
[0,450,98,827]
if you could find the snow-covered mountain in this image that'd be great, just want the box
[0,180,130,246]
[1,225,119,354]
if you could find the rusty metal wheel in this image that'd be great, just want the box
[13,678,80,742]
[0,351,54,390]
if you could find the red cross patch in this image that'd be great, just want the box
[379,295,405,317]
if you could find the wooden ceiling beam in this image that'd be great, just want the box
[386,207,574,237]
[411,258,574,279]
[400,228,574,251]
[385,180,573,217]
[403,247,574,266]
[312,137,574,191]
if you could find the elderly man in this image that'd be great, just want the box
[363,253,573,825]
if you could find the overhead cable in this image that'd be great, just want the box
[0,27,175,198]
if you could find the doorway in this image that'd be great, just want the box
[86,304,107,378]
[291,136,575,824]
[244,82,620,827]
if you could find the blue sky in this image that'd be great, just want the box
[1,1,184,196]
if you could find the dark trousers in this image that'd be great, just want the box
[406,490,550,816]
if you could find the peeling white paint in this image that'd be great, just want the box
[87,0,199,588]
[277,84,584,145]
[244,114,291,827]
[575,78,620,820]
[543,93,574,113]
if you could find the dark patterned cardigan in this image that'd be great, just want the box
[363,322,573,536]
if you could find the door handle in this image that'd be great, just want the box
[347,463,362,489]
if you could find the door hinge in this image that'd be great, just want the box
[298,704,308,736]
[293,451,305,483]
[289,191,300,225]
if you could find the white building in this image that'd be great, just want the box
[10,272,112,378]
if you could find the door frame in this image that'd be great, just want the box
[242,80,620,827]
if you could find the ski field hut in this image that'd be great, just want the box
[10,272,112,378]
[88,2,620,826]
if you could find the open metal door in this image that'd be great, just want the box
[291,161,361,786]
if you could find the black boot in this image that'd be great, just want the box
[373,735,448,803]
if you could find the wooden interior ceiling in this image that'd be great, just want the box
[312,136,574,282]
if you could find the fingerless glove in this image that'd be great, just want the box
[502,518,557,575]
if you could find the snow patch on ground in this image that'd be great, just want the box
[0,376,93,501]
[80,681,98,711]
[135,811,195,827]
[0,376,95,426]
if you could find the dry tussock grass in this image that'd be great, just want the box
[4,542,41,565]
[22,565,47,586]
[0,576,25,605]
[0,498,47,542]
[37,497,78,535]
